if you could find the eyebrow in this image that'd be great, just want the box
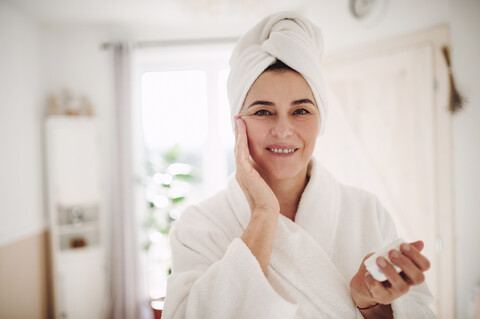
[248,100,273,108]
[248,99,315,108]
[293,99,315,106]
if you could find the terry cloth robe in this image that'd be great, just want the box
[163,158,436,318]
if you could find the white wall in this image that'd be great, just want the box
[44,24,115,219]
[306,0,449,52]
[41,24,113,110]
[0,2,45,246]
[41,24,115,180]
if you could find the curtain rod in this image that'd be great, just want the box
[101,37,238,50]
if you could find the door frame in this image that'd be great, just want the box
[323,25,455,318]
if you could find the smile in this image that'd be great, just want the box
[267,148,297,154]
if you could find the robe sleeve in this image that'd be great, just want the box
[376,200,437,319]
[162,209,298,319]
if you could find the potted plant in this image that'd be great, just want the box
[142,145,197,318]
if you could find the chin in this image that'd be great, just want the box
[255,159,306,181]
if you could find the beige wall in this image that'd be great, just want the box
[0,231,52,319]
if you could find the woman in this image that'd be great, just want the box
[163,12,435,318]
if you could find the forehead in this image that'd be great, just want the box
[244,70,315,104]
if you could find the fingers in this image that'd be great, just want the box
[364,272,391,305]
[234,115,240,152]
[362,241,431,306]
[235,116,256,179]
[234,115,238,143]
[235,116,249,164]
[409,240,424,252]
[364,272,376,291]
[388,249,426,285]
[363,255,412,305]
[362,252,375,263]
[377,256,410,294]
[400,242,431,272]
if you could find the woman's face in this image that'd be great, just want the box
[239,70,320,181]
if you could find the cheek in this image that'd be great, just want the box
[295,118,319,143]
[244,120,266,149]
[244,128,261,158]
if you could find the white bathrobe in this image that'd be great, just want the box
[163,158,435,318]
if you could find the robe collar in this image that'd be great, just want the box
[226,157,340,256]
[226,158,359,316]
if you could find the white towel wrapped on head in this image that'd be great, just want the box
[227,11,329,134]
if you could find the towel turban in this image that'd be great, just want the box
[227,11,328,134]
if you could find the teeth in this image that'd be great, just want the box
[269,148,295,154]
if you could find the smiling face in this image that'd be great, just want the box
[239,70,320,182]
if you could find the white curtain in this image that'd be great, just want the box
[108,42,151,319]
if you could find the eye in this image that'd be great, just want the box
[293,108,310,115]
[254,109,272,116]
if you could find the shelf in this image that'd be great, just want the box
[57,204,99,226]
[58,221,99,235]
[46,117,106,319]
[59,229,100,251]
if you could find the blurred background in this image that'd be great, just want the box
[0,0,479,318]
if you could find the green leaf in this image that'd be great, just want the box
[164,144,180,163]
[144,241,152,251]
[174,173,194,180]
[172,196,185,204]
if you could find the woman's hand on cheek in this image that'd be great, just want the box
[350,241,430,310]
[235,116,279,215]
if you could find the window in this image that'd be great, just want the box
[134,43,235,300]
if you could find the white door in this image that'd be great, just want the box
[319,28,454,317]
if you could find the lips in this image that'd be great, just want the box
[266,144,299,155]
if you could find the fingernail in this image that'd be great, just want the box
[377,257,387,268]
[402,243,411,251]
[391,250,400,259]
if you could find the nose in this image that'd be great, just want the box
[270,115,293,139]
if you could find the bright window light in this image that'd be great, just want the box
[136,45,234,300]
[141,70,208,154]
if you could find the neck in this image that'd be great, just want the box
[258,166,310,221]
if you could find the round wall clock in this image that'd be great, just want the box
[350,0,377,19]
